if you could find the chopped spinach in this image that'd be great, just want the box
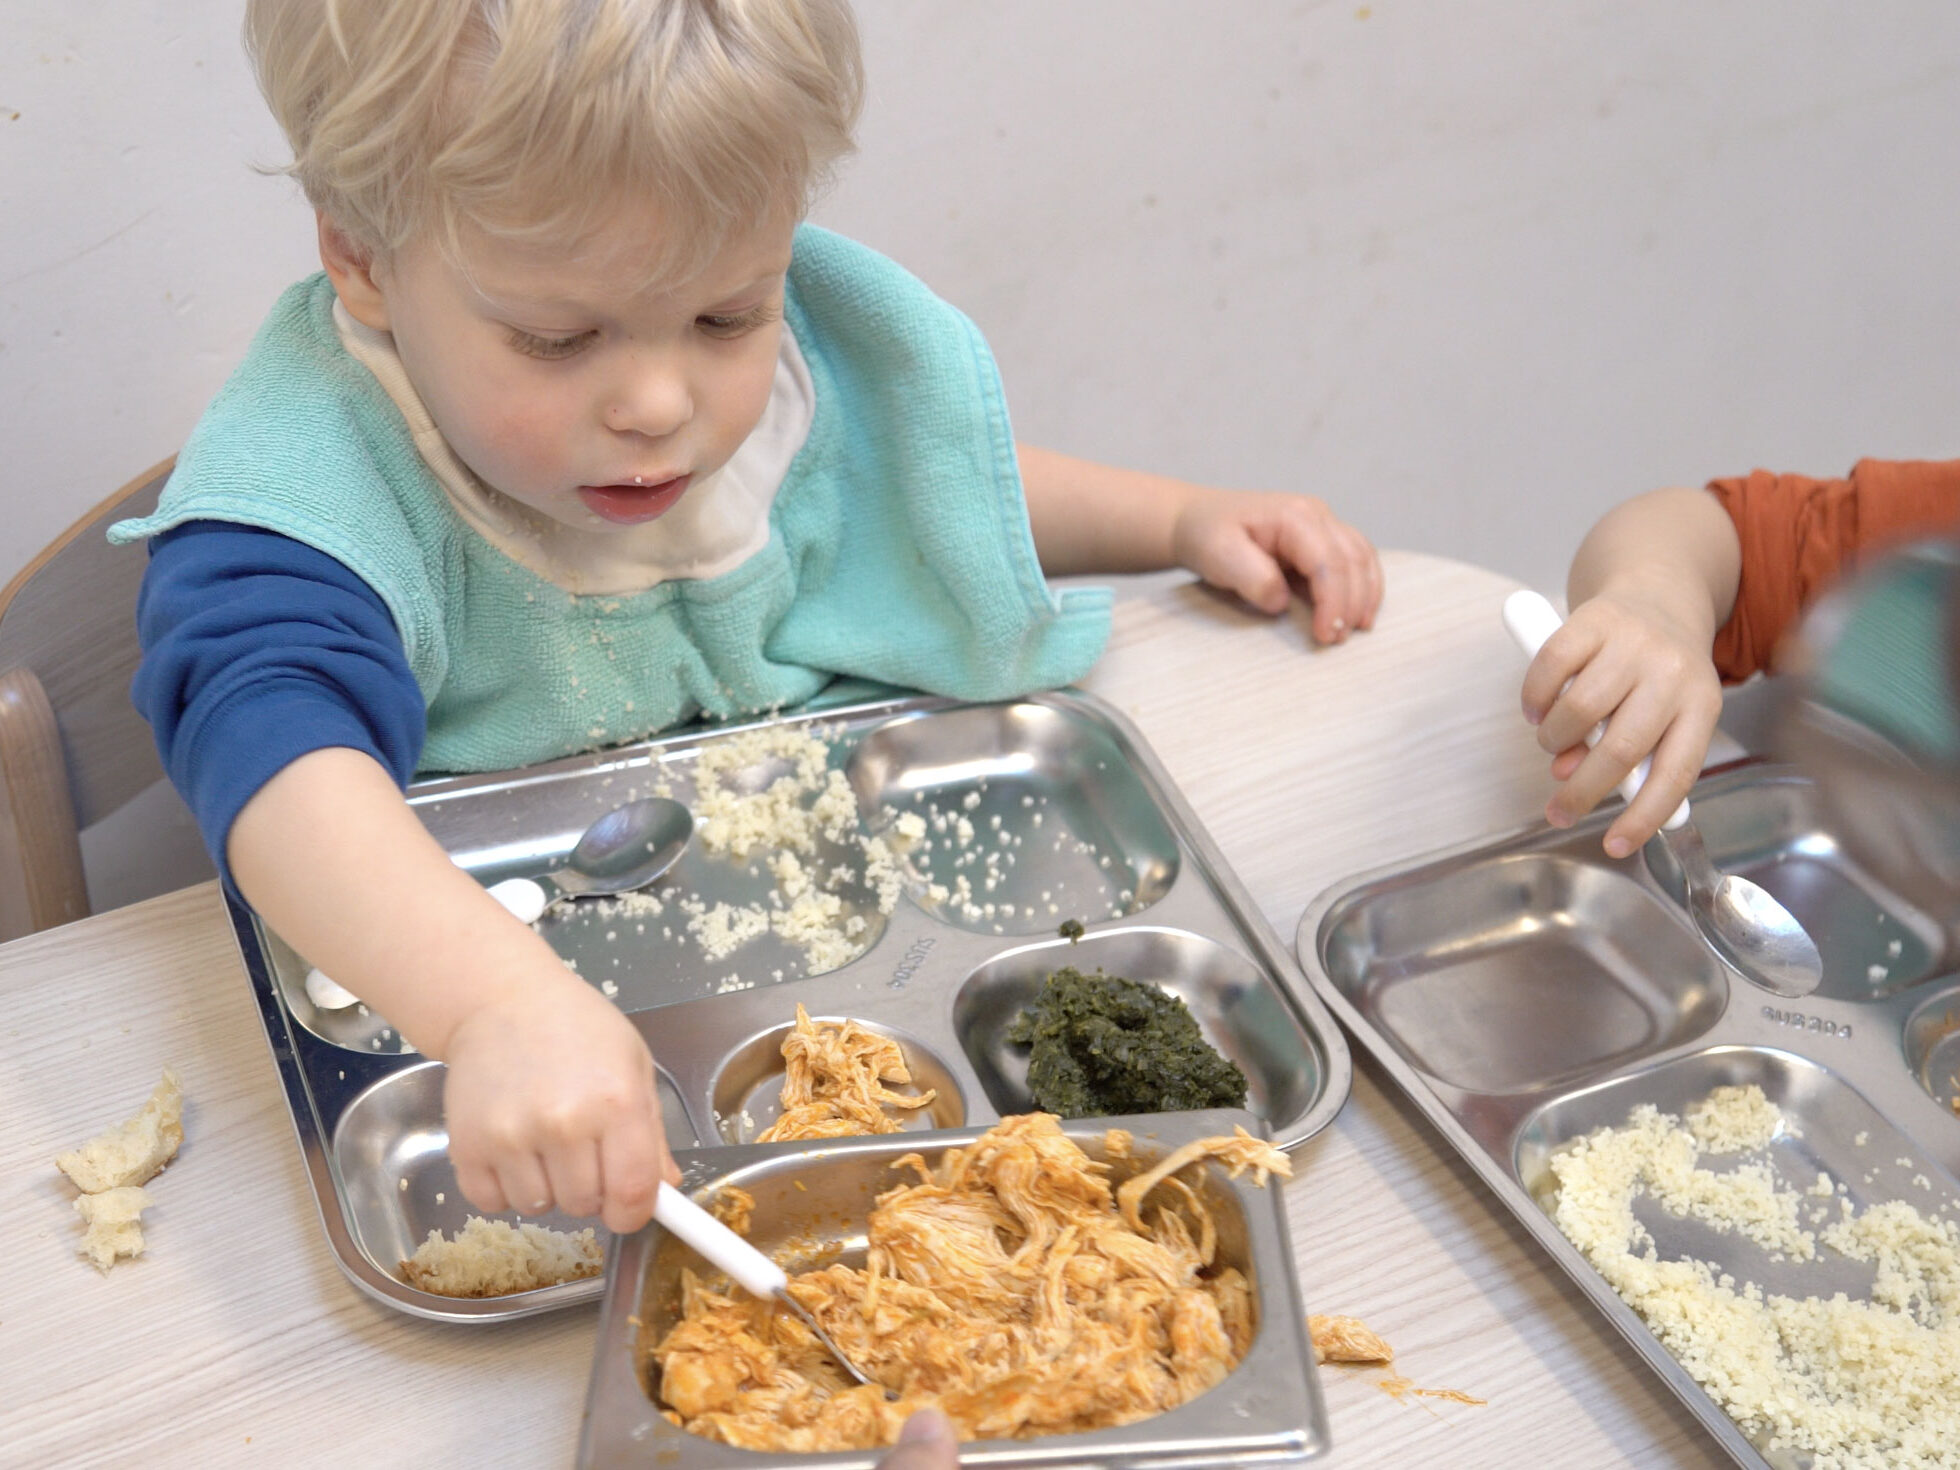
[1058,918,1086,942]
[1006,966,1248,1118]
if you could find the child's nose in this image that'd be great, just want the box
[604,356,692,439]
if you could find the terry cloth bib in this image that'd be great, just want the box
[111,226,1111,774]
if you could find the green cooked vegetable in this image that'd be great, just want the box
[1005,966,1249,1118]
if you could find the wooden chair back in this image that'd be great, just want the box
[0,458,177,940]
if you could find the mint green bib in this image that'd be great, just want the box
[111,227,1110,774]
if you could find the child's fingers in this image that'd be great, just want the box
[453,1156,510,1217]
[1547,678,1672,826]
[1600,694,1723,858]
[496,1154,555,1217]
[1203,529,1292,614]
[544,1138,604,1221]
[597,1112,669,1235]
[1272,514,1356,643]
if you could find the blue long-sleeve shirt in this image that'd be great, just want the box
[132,520,425,881]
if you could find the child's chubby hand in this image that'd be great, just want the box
[1520,582,1724,857]
[439,971,681,1234]
[1171,487,1383,645]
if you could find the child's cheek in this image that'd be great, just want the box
[475,389,576,485]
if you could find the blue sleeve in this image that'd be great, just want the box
[131,520,426,883]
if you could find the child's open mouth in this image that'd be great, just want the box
[577,475,691,525]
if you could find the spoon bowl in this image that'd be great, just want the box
[1663,819,1823,999]
[485,796,694,923]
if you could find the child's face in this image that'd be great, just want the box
[344,208,796,529]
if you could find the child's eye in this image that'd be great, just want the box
[506,327,596,360]
[696,303,782,340]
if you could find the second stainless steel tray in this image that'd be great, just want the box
[1297,762,1960,1470]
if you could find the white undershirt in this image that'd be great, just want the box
[334,302,815,596]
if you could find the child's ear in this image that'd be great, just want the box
[317,213,392,331]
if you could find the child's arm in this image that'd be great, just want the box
[229,747,679,1231]
[1520,485,1740,856]
[1018,445,1382,645]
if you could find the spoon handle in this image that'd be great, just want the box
[653,1183,789,1299]
[1502,590,1690,832]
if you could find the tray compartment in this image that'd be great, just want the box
[1641,774,1949,1001]
[950,926,1322,1128]
[1320,852,1726,1094]
[706,1015,969,1143]
[1515,1044,1960,1342]
[581,1111,1325,1468]
[326,1058,697,1310]
[847,702,1181,935]
[1904,985,1960,1116]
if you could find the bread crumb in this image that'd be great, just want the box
[400,1216,602,1297]
[1309,1314,1393,1363]
[75,1186,153,1272]
[56,1070,183,1193]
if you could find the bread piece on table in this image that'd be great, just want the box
[1309,1313,1394,1364]
[75,1186,154,1272]
[56,1069,184,1193]
[400,1216,603,1298]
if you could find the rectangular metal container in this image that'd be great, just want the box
[579,1110,1325,1469]
[1296,761,1960,1470]
[229,690,1351,1323]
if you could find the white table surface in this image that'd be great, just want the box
[0,551,1730,1468]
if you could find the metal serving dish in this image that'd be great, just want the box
[578,1109,1325,1469]
[229,690,1351,1322]
[1297,761,1960,1470]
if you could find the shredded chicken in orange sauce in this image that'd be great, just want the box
[651,1113,1291,1451]
[755,1004,937,1142]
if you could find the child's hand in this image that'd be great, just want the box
[1171,487,1383,645]
[1520,584,1724,857]
[441,972,680,1234]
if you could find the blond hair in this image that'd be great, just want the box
[246,0,861,279]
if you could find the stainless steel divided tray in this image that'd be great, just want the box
[230,690,1351,1322]
[1295,761,1960,1470]
[580,1109,1326,1469]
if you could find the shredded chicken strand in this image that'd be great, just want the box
[755,1004,937,1142]
[652,1112,1278,1450]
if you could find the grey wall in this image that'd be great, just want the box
[7,3,1959,597]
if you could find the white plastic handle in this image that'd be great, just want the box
[653,1183,787,1300]
[1502,589,1690,831]
[485,876,550,925]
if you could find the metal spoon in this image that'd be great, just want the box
[1503,590,1825,998]
[653,1182,896,1399]
[484,796,694,923]
[304,798,695,1010]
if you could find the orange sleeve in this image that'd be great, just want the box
[1706,458,1960,682]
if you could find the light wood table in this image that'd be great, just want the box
[0,551,1728,1469]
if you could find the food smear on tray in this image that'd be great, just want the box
[1546,1083,1960,1470]
[400,1216,602,1297]
[650,1112,1290,1450]
[1007,967,1248,1117]
[755,1004,938,1142]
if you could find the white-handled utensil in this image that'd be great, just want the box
[653,1183,894,1398]
[1503,589,1824,999]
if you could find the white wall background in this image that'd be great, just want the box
[5,2,1959,599]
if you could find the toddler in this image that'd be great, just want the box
[114,0,1383,1238]
[1519,458,1959,855]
